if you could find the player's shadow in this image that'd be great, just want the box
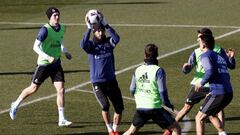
[0,70,89,76]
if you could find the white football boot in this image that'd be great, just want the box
[58,119,72,127]
[9,102,18,120]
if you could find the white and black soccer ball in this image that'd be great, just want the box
[86,9,102,24]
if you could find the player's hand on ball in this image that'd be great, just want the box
[85,14,92,29]
[99,12,108,26]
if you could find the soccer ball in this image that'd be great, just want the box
[86,9,102,24]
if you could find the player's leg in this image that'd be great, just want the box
[163,86,208,135]
[217,110,224,127]
[10,82,40,120]
[54,81,72,126]
[175,103,193,122]
[195,94,216,135]
[112,112,121,135]
[196,93,232,135]
[9,65,47,120]
[195,111,207,135]
[153,108,181,135]
[102,111,115,135]
[176,86,209,122]
[123,110,147,135]
[208,115,225,134]
[52,65,72,127]
[167,122,181,135]
[123,124,140,135]
[93,82,113,134]
[107,79,124,134]
[209,93,232,135]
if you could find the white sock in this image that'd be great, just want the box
[219,131,227,135]
[14,97,23,108]
[106,123,113,133]
[58,107,65,121]
[112,123,118,132]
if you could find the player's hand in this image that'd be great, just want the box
[99,12,108,26]
[47,56,55,63]
[195,83,202,92]
[226,48,235,58]
[85,14,92,29]
[182,63,192,73]
[64,52,72,60]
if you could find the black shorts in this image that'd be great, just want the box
[92,79,124,114]
[32,64,65,85]
[185,85,210,105]
[200,92,233,116]
[132,108,176,129]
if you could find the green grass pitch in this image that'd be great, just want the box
[0,0,240,134]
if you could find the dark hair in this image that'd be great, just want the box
[93,23,105,33]
[199,34,215,50]
[145,43,158,59]
[46,7,60,20]
[197,28,213,36]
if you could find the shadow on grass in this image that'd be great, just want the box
[0,26,40,30]
[0,70,89,76]
[182,116,240,123]
[207,133,240,135]
[54,131,163,135]
[0,1,168,6]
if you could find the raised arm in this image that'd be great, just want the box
[80,29,93,53]
[220,48,235,69]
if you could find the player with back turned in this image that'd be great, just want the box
[123,44,181,135]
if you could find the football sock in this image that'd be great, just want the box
[219,131,227,135]
[106,123,113,132]
[112,123,118,132]
[58,107,65,121]
[14,97,23,108]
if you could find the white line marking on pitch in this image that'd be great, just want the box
[0,21,240,29]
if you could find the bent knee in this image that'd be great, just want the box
[102,104,110,112]
[28,84,39,93]
[115,106,124,114]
